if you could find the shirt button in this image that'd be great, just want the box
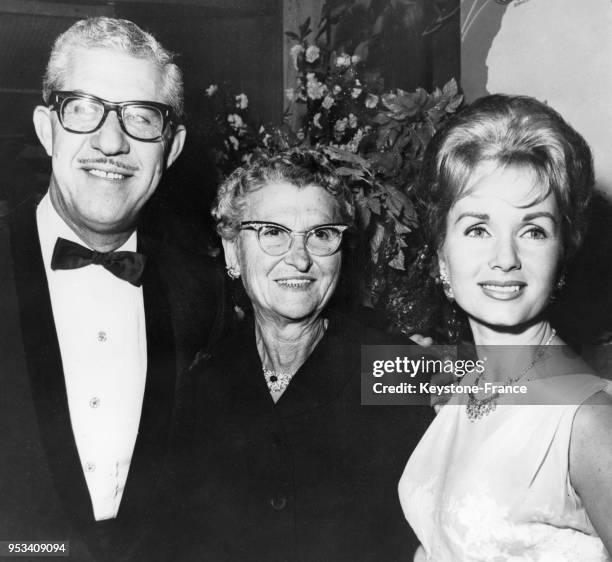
[85,462,96,473]
[89,397,101,408]
[97,331,107,342]
[270,495,287,510]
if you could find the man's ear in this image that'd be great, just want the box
[33,105,53,157]
[221,237,240,275]
[165,124,186,169]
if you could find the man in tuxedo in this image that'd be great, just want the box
[0,17,224,561]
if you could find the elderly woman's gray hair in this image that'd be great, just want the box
[43,17,184,119]
[212,149,355,240]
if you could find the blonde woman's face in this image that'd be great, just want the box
[439,164,564,331]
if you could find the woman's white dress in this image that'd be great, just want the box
[399,374,611,561]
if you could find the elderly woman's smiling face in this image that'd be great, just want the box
[223,181,344,325]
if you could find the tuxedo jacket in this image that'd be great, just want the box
[0,197,227,561]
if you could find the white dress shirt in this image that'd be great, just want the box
[37,193,147,521]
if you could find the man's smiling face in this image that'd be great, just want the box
[35,47,184,239]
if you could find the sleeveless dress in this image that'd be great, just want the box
[399,374,612,561]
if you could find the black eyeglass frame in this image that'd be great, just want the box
[239,220,349,257]
[48,90,176,142]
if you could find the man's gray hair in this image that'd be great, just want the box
[42,17,184,119]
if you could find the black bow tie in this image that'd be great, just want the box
[51,237,147,287]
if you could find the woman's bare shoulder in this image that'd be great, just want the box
[572,388,612,442]
[570,387,612,550]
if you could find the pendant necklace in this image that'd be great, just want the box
[466,329,556,422]
[262,367,295,393]
[259,318,328,395]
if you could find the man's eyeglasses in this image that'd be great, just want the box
[48,90,175,142]
[240,221,348,257]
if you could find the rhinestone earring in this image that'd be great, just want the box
[555,273,566,292]
[438,263,454,301]
[226,265,240,280]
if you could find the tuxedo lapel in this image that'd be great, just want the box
[118,233,177,521]
[9,199,94,524]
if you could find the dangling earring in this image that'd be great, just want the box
[226,265,240,280]
[549,272,566,303]
[438,263,454,301]
[555,273,566,292]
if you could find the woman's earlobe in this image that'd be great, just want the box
[221,238,241,279]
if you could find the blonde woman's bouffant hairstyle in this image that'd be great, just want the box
[419,94,594,263]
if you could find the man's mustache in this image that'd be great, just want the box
[77,158,139,172]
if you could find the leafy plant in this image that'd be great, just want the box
[202,4,463,336]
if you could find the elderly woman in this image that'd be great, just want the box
[168,149,433,561]
[398,95,612,560]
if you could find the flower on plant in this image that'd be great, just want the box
[306,72,327,100]
[227,113,244,128]
[346,128,364,153]
[351,87,363,99]
[305,45,320,63]
[348,113,358,128]
[290,44,305,70]
[205,84,218,96]
[313,112,322,128]
[228,135,239,150]
[335,54,351,68]
[333,85,342,95]
[322,95,334,110]
[334,117,348,134]
[235,93,248,110]
[227,113,247,135]
[365,93,379,109]
[351,55,361,65]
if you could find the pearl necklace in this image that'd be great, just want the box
[263,367,295,393]
[466,329,556,422]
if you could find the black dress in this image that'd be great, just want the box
[164,312,434,562]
